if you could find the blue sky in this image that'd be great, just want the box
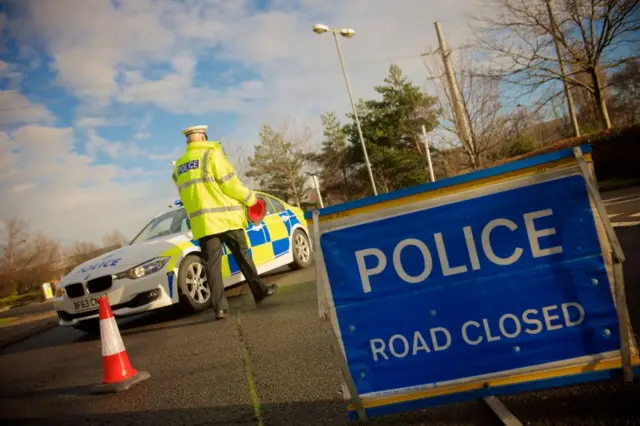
[0,0,486,245]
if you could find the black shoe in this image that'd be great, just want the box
[256,284,278,303]
[216,309,228,320]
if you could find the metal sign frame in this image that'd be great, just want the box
[307,144,638,423]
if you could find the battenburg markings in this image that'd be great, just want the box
[228,254,240,274]
[167,272,175,298]
[272,238,290,257]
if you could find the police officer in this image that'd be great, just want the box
[172,125,277,320]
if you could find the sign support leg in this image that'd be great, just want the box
[312,210,328,320]
[573,146,633,382]
[613,261,633,382]
[321,320,369,423]
[483,396,523,426]
[313,210,368,421]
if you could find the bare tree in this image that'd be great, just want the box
[1,217,29,268]
[425,53,510,170]
[229,145,250,181]
[70,241,101,265]
[311,111,355,204]
[609,58,640,125]
[15,233,60,292]
[0,218,63,295]
[472,0,640,131]
[102,229,128,249]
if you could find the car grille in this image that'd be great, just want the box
[87,275,112,293]
[64,283,85,298]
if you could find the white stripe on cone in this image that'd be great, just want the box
[100,316,125,357]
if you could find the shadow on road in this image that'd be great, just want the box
[0,289,285,355]
[4,379,640,426]
[0,397,500,426]
[504,379,640,425]
[616,226,640,338]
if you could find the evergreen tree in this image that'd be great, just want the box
[246,124,310,207]
[343,64,441,194]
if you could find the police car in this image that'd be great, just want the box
[53,192,313,333]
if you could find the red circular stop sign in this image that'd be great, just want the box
[247,198,266,225]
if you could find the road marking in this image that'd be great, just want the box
[608,213,623,219]
[631,213,640,218]
[604,196,640,206]
[603,195,638,203]
[236,312,264,426]
[612,222,640,228]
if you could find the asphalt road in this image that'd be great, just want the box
[603,186,640,228]
[1,187,640,426]
[0,301,54,319]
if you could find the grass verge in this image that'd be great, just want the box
[0,291,43,310]
[0,317,18,327]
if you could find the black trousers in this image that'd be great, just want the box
[199,229,270,312]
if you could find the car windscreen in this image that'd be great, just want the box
[129,208,189,245]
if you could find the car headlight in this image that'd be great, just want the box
[113,257,170,280]
[55,287,65,297]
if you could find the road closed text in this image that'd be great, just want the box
[355,208,563,293]
[369,302,586,362]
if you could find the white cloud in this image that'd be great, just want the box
[149,149,183,162]
[17,0,478,120]
[0,124,175,244]
[1,0,482,246]
[76,117,108,128]
[0,90,55,128]
[85,129,148,158]
[116,54,266,114]
[133,132,151,140]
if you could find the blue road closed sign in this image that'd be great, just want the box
[318,170,628,418]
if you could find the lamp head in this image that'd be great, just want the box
[313,24,329,34]
[340,28,356,38]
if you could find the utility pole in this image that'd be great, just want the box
[59,245,65,267]
[421,125,436,182]
[545,0,580,137]
[58,245,66,280]
[434,21,475,166]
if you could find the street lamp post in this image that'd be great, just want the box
[312,24,378,196]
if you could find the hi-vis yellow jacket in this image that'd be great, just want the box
[172,141,257,240]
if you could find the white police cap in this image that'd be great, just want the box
[181,125,208,136]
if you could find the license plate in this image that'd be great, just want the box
[72,294,104,312]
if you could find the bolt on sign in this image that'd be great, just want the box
[307,144,639,422]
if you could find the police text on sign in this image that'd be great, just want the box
[356,208,562,294]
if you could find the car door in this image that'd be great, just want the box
[263,195,292,258]
[245,194,282,266]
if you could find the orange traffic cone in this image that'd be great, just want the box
[91,296,150,394]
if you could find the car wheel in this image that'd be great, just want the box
[289,229,313,270]
[73,318,100,335]
[178,254,213,313]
